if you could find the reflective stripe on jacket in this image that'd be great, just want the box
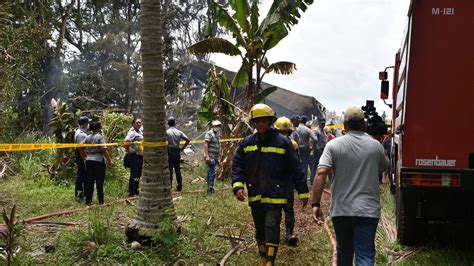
[231,128,309,206]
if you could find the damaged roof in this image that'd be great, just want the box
[182,60,327,120]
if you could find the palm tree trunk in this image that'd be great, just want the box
[127,0,174,240]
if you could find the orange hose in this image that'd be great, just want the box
[322,188,337,265]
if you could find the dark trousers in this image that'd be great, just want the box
[168,148,182,188]
[332,216,379,266]
[128,153,143,196]
[283,183,295,236]
[299,147,311,182]
[310,148,323,185]
[85,160,106,204]
[251,205,282,245]
[74,151,87,198]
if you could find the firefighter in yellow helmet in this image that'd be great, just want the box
[274,116,300,246]
[232,104,309,265]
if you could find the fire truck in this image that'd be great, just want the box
[379,0,474,244]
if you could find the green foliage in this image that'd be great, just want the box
[197,65,234,132]
[0,107,20,142]
[100,110,133,144]
[188,0,314,106]
[0,3,51,132]
[87,207,113,246]
[48,99,76,144]
[0,205,23,265]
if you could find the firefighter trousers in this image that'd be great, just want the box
[251,204,282,264]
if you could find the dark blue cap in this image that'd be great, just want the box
[89,120,101,131]
[300,115,308,123]
[290,115,300,121]
[167,116,176,126]
[78,116,90,125]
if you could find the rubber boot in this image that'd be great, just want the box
[286,234,298,246]
[258,242,266,266]
[265,243,278,266]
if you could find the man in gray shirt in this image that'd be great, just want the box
[125,118,144,196]
[204,120,221,194]
[166,117,190,192]
[311,107,388,265]
[309,118,327,185]
[293,115,318,183]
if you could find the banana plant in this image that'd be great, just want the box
[1,205,23,266]
[188,0,313,108]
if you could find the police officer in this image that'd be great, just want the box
[74,116,90,200]
[166,117,190,192]
[124,118,144,196]
[274,116,300,246]
[310,118,327,185]
[79,121,112,205]
[232,104,309,265]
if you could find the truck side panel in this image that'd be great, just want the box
[403,0,474,169]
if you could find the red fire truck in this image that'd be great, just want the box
[379,0,474,244]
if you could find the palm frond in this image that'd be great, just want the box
[187,37,241,56]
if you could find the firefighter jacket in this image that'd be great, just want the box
[232,128,310,206]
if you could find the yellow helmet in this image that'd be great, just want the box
[274,116,293,132]
[250,103,276,121]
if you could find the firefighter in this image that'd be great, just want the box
[274,116,300,246]
[232,104,309,265]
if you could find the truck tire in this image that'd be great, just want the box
[396,187,426,245]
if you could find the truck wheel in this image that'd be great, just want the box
[396,188,425,245]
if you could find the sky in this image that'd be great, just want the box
[210,0,411,117]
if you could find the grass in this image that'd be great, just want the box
[1,150,474,264]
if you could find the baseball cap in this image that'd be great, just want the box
[300,115,308,123]
[344,107,365,122]
[290,115,300,121]
[78,116,90,125]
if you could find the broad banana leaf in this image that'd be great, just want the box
[229,0,250,33]
[255,86,278,103]
[188,37,241,56]
[231,63,249,88]
[265,61,297,75]
[209,1,247,47]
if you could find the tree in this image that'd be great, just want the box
[126,0,174,239]
[188,0,313,109]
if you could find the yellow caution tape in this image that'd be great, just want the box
[327,124,344,129]
[0,138,244,152]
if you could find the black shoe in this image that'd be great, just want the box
[286,235,298,246]
[176,185,182,192]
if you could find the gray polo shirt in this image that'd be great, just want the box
[313,127,327,150]
[167,127,189,149]
[204,129,220,159]
[125,127,143,155]
[296,123,318,148]
[82,132,107,163]
[74,127,88,144]
[318,131,389,218]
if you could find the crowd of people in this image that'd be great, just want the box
[231,103,389,266]
[72,115,222,205]
[73,103,389,265]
